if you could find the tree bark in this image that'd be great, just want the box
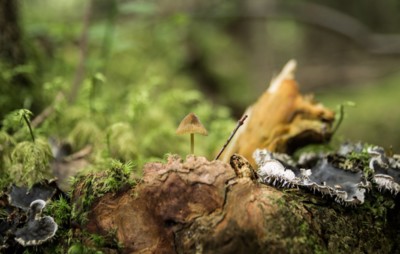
[0,0,40,120]
[82,155,400,253]
[0,0,31,86]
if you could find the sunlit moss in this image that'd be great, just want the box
[106,122,137,162]
[68,120,102,151]
[8,137,53,187]
[70,159,136,224]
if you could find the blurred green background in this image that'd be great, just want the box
[2,0,400,159]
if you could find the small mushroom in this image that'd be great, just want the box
[176,113,208,154]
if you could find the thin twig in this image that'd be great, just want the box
[31,92,64,128]
[215,114,248,160]
[64,145,92,162]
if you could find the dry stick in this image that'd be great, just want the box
[31,92,64,128]
[215,114,248,160]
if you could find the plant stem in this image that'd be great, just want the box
[22,114,35,142]
[332,104,344,137]
[215,114,248,160]
[191,133,194,154]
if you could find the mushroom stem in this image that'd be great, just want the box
[191,133,194,154]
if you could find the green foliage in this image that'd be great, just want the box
[88,230,122,250]
[360,190,396,230]
[0,131,16,170]
[70,160,135,224]
[68,120,102,152]
[106,122,137,162]
[0,62,40,120]
[319,73,400,152]
[8,137,53,187]
[67,243,104,254]
[2,109,34,138]
[43,196,73,252]
[46,196,72,226]
[0,109,58,189]
[0,1,239,174]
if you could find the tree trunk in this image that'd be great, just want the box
[0,0,37,120]
[0,0,30,86]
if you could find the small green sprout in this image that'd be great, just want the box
[17,109,35,142]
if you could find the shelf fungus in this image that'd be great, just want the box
[1,181,59,247]
[368,146,400,195]
[7,182,57,211]
[254,143,400,206]
[254,149,368,206]
[14,199,58,246]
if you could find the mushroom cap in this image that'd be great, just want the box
[176,113,208,136]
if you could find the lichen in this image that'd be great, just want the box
[255,149,368,205]
[255,143,400,206]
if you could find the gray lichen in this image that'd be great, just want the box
[254,143,400,206]
[368,146,400,195]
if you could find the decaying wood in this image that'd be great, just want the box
[77,61,398,253]
[82,155,400,253]
[222,60,335,166]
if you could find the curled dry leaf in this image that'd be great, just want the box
[222,60,335,166]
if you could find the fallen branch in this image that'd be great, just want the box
[31,92,64,128]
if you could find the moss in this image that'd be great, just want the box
[66,158,133,252]
[263,193,326,253]
[106,122,138,162]
[70,159,136,225]
[273,185,399,254]
[30,161,133,253]
[67,243,103,254]
[8,137,53,187]
[68,120,102,152]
